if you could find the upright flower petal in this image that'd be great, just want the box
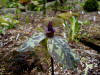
[48,21,54,32]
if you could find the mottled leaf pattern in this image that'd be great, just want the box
[47,36,79,70]
[17,32,46,52]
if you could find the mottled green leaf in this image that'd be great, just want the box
[47,36,79,70]
[17,32,46,52]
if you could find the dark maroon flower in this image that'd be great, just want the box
[48,21,54,32]
[44,21,55,38]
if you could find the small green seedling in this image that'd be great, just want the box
[63,16,80,42]
[17,21,79,74]
[0,15,19,29]
[25,16,29,24]
[0,29,3,34]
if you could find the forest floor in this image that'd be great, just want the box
[0,11,100,75]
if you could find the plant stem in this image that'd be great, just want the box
[51,57,54,75]
[43,0,47,16]
[55,0,58,14]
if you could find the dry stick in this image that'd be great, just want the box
[51,57,54,75]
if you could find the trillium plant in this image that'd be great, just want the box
[17,21,79,74]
